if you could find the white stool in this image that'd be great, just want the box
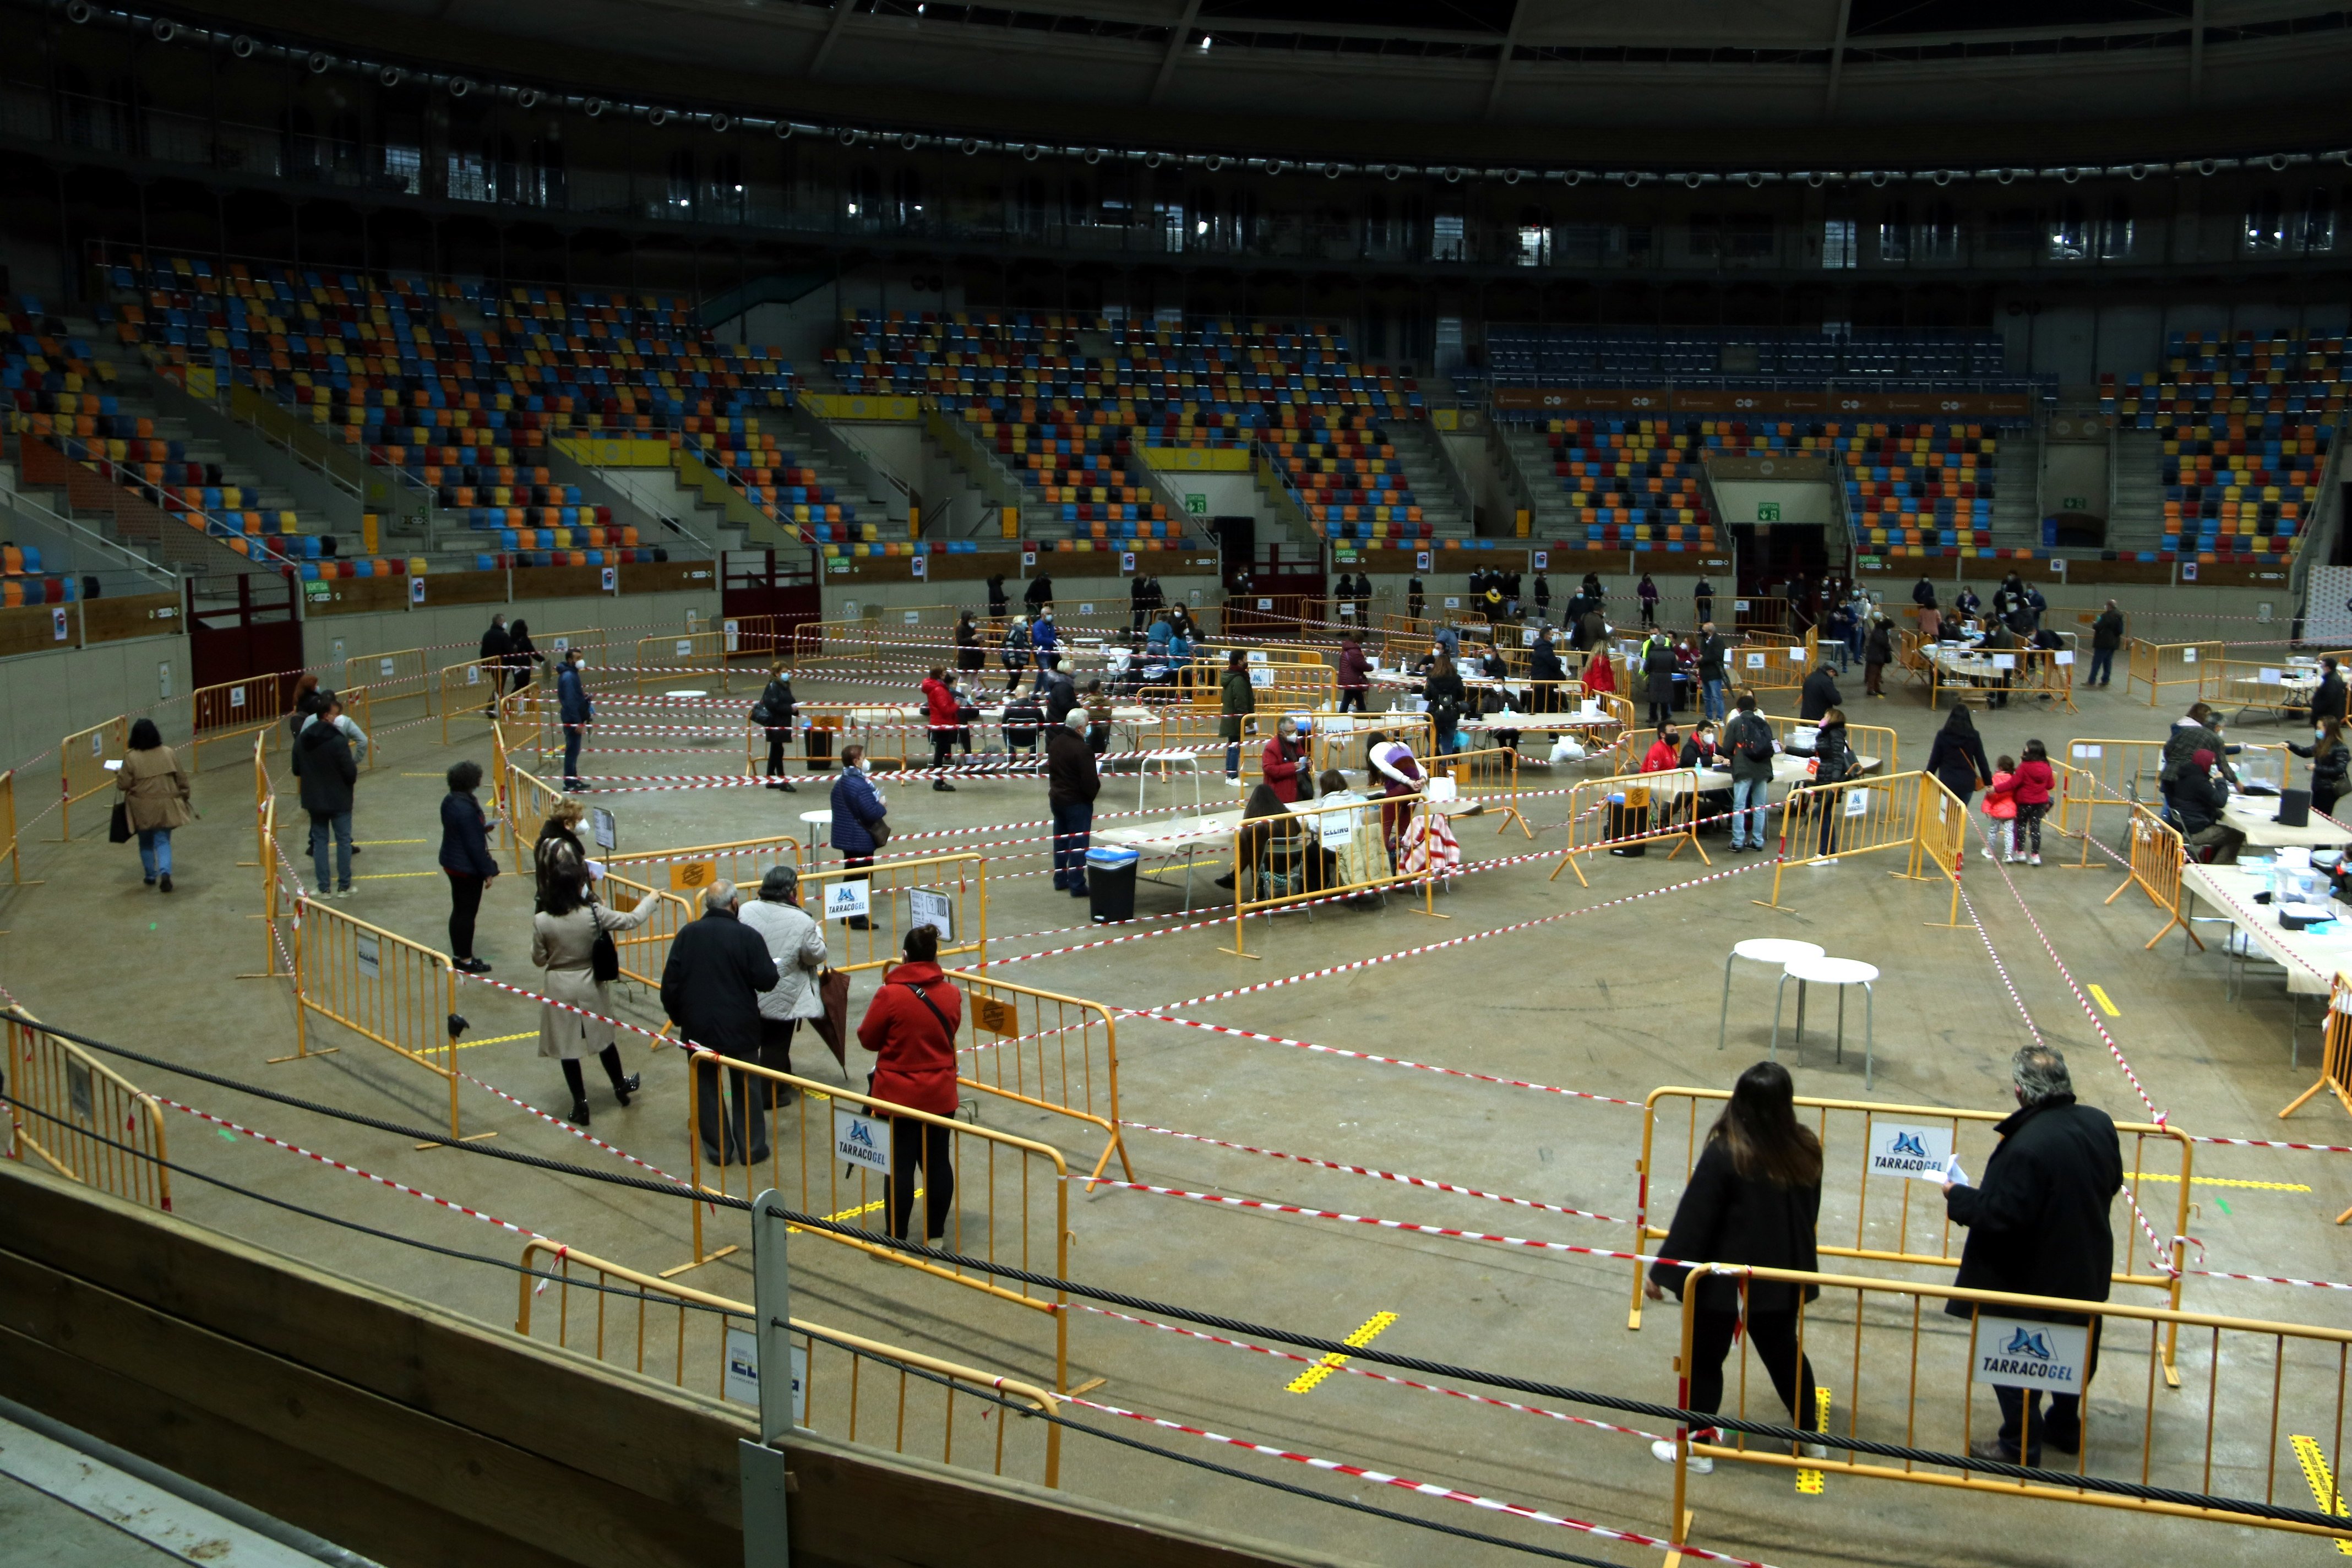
[1718,939,1827,1052]
[798,808,833,853]
[1771,956,1881,1088]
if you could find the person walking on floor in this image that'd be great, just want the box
[1000,615,1032,695]
[1047,709,1099,899]
[1220,650,1256,783]
[533,800,596,910]
[986,573,1009,623]
[920,667,962,792]
[1943,1045,2122,1467]
[1643,635,1679,727]
[479,613,511,711]
[1030,610,1060,689]
[438,760,502,973]
[506,618,545,696]
[1637,573,1660,628]
[754,662,799,793]
[859,925,965,1243]
[2289,715,2352,820]
[295,691,358,899]
[660,880,782,1167]
[1337,633,1370,714]
[1723,693,1775,853]
[116,718,192,891]
[2009,739,2055,865]
[1799,659,1843,723]
[1407,573,1425,623]
[1926,705,1992,812]
[2088,601,2126,689]
[1863,616,1893,698]
[829,744,887,931]
[557,647,592,792]
[531,842,652,1126]
[1983,755,2020,862]
[2314,656,2349,728]
[737,865,828,1114]
[1696,623,1729,722]
[1646,1060,1827,1474]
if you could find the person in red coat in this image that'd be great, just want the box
[857,925,965,1242]
[1583,647,1619,696]
[1643,726,1681,774]
[1260,716,1313,803]
[919,668,962,792]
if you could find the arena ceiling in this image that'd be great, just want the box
[114,0,2352,167]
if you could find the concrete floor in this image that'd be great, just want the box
[7,658,2352,1568]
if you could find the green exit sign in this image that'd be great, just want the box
[1756,502,1782,522]
[2061,496,2087,511]
[1185,492,1208,516]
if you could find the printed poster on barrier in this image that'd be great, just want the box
[230,685,247,710]
[973,995,1018,1037]
[1444,596,1460,609]
[1745,652,1766,669]
[671,860,717,894]
[590,808,617,852]
[1971,1314,2092,1394]
[1318,807,1355,848]
[722,1326,808,1424]
[1866,1122,1954,1182]
[465,665,481,687]
[1844,788,1870,818]
[675,639,693,658]
[553,638,570,656]
[835,1105,892,1175]
[1250,667,1275,689]
[1247,650,1270,663]
[380,658,396,677]
[908,888,953,943]
[825,880,872,923]
[2071,744,2102,760]
[356,934,381,981]
[2055,651,2074,666]
[1080,603,1095,616]
[723,620,740,654]
[1257,598,1272,611]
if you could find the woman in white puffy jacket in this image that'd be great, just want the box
[736,864,830,1095]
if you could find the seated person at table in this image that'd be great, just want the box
[1982,622,2017,707]
[2162,702,2240,791]
[1215,782,1335,896]
[1261,715,1314,802]
[1081,679,1113,755]
[1001,692,1046,755]
[1643,725,1682,774]
[2171,748,2245,863]
[1683,722,1733,834]
[1369,734,1427,865]
[1680,721,1723,770]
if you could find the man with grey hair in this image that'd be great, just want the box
[660,878,780,1167]
[1046,707,1101,899]
[1941,1044,2124,1468]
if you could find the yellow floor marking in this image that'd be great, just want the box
[1796,1386,1831,1494]
[2288,1435,2352,1553]
[276,836,427,846]
[2087,984,2120,1017]
[788,1187,919,1234]
[455,1031,537,1050]
[1286,1310,1398,1395]
[2131,1173,2311,1193]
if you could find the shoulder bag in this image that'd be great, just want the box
[585,892,622,984]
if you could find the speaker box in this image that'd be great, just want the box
[2278,787,2311,828]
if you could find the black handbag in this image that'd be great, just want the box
[586,892,621,984]
[109,799,133,844]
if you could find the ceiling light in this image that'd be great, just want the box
[1196,219,1207,234]
[1199,34,1212,51]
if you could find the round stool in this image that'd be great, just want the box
[798,808,834,853]
[1718,939,1827,1052]
[1771,956,1881,1088]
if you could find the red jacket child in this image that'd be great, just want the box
[2011,756,2055,807]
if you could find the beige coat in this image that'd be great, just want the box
[531,896,656,1060]
[115,746,193,832]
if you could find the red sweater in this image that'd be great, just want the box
[2010,758,2055,807]
[858,961,964,1115]
[1261,736,1308,802]
[1642,739,1680,774]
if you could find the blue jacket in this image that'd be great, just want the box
[1032,619,1059,653]
[830,767,886,856]
[558,663,592,726]
[1146,619,1172,656]
[438,791,499,878]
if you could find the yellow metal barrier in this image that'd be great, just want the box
[1550,767,1711,887]
[794,703,913,772]
[497,754,572,876]
[1631,1084,2191,1375]
[946,968,1132,1188]
[288,899,477,1141]
[676,1049,1069,1400]
[1753,771,1964,925]
[58,714,126,839]
[2279,973,2352,1223]
[1727,634,1812,695]
[1225,791,1439,958]
[1441,745,1530,838]
[4,1009,171,1211]
[513,1239,1060,1486]
[635,630,734,694]
[2199,657,2320,717]
[342,646,434,720]
[603,835,805,902]
[1763,714,1899,777]
[0,768,22,884]
[1308,711,1433,778]
[797,852,987,976]
[2106,801,2197,951]
[188,672,291,774]
[1924,645,2079,713]
[595,869,696,990]
[438,657,508,744]
[1657,1264,2352,1555]
[2127,637,2224,707]
[1189,656,1337,716]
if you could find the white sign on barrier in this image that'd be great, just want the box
[1081,603,1095,616]
[2055,651,2074,666]
[834,1106,893,1174]
[723,620,740,653]
[466,665,481,687]
[379,658,396,677]
[904,611,920,625]
[1992,654,2016,671]
[1317,808,1355,847]
[908,888,953,942]
[1247,651,1269,663]
[1866,1121,1954,1181]
[1972,1315,2091,1394]
[722,1326,807,1423]
[1745,652,1766,669]
[1844,788,1870,818]
[2261,667,2284,683]
[590,808,617,851]
[1444,597,1460,609]
[230,685,247,709]
[356,934,381,981]
[2072,744,2102,759]
[1250,668,1275,689]
[824,881,871,923]
[2181,647,2199,663]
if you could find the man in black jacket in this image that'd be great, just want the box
[1046,712,1101,899]
[479,614,511,712]
[1942,1045,2123,1466]
[2088,600,2126,688]
[1798,661,1843,722]
[1024,573,1053,612]
[2313,655,2347,727]
[295,695,359,897]
[1696,622,1729,722]
[661,880,783,1166]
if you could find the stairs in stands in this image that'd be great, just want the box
[1385,419,1473,540]
[2107,428,2169,554]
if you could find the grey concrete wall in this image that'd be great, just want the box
[300,590,720,673]
[0,633,189,780]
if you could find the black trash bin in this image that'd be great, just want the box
[805,721,835,771]
[1607,791,1648,856]
[1086,846,1139,923]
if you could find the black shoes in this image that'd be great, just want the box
[612,1073,640,1107]
[455,957,493,974]
[933,780,957,792]
[158,874,172,892]
[567,1099,591,1126]
[1212,873,1237,889]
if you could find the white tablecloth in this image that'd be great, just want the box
[2180,862,2350,995]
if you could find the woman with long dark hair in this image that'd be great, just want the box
[531,842,653,1125]
[1646,1061,1826,1473]
[1925,703,1992,809]
[755,661,799,792]
[117,717,193,890]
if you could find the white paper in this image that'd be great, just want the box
[2261,667,2284,683]
[2182,648,2199,663]
[102,759,122,771]
[1992,654,2016,671]
[824,880,871,922]
[1444,596,1461,609]
[721,1326,807,1425]
[1250,667,1275,689]
[834,1106,892,1174]
[1942,1153,1969,1186]
[1745,652,1766,669]
[2072,744,2103,760]
[1247,651,1270,663]
[229,685,247,709]
[908,888,953,942]
[2054,651,2075,666]
[674,639,693,657]
[1425,775,1458,802]
[1081,603,1095,615]
[1317,808,1355,847]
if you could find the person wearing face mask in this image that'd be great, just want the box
[2160,701,2240,792]
[1260,715,1314,804]
[2289,715,2351,820]
[828,744,888,929]
[2169,748,2244,863]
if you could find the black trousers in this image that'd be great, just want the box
[446,871,483,961]
[886,1117,956,1242]
[1687,1308,1819,1441]
[765,727,789,778]
[1992,1318,2100,1461]
[698,1029,794,1165]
